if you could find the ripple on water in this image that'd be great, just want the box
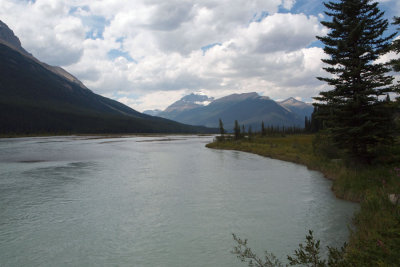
[0,136,358,267]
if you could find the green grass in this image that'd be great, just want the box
[206,134,400,265]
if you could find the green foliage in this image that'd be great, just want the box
[345,191,400,266]
[248,126,253,141]
[232,231,347,267]
[219,118,225,138]
[326,245,348,267]
[315,0,397,161]
[261,121,266,136]
[234,120,241,140]
[287,231,325,267]
[312,132,341,159]
[304,116,311,133]
[287,230,347,267]
[309,106,324,133]
[390,17,400,72]
[232,234,284,267]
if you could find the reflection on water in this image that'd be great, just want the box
[0,136,358,267]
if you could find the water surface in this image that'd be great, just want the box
[0,136,358,266]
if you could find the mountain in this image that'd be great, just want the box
[157,93,214,119]
[0,21,214,135]
[278,97,314,120]
[157,92,312,131]
[0,20,31,56]
[0,21,86,89]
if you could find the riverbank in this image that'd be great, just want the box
[206,134,400,265]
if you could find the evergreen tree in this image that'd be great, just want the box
[390,17,400,133]
[310,106,323,133]
[315,0,396,160]
[248,126,253,141]
[304,116,310,132]
[261,121,266,136]
[390,17,400,72]
[219,118,225,138]
[234,120,241,140]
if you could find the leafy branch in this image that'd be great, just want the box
[232,231,347,267]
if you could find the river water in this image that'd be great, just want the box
[0,135,357,266]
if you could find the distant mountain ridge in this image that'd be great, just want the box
[148,92,313,131]
[278,97,314,120]
[0,20,214,134]
[164,93,214,113]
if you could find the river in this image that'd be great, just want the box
[0,135,357,266]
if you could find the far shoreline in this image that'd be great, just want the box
[0,133,216,139]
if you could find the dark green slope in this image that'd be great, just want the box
[0,44,214,134]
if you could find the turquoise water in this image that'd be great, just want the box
[0,136,357,266]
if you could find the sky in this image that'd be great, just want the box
[0,0,399,111]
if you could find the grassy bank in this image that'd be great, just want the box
[206,134,400,265]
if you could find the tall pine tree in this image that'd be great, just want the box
[315,0,396,160]
[261,121,266,136]
[234,120,241,140]
[390,17,400,133]
[390,17,400,72]
[219,118,225,137]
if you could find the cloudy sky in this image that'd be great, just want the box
[1,0,399,111]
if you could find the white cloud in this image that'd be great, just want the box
[71,10,328,110]
[0,0,85,66]
[1,0,334,111]
[233,13,325,54]
[282,0,296,10]
[118,89,188,111]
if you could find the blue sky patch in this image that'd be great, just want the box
[250,11,269,23]
[116,37,125,44]
[307,40,324,49]
[69,6,108,40]
[201,43,222,55]
[292,0,325,16]
[69,5,89,15]
[83,15,108,40]
[107,49,136,63]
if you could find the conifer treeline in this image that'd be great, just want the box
[217,118,308,141]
